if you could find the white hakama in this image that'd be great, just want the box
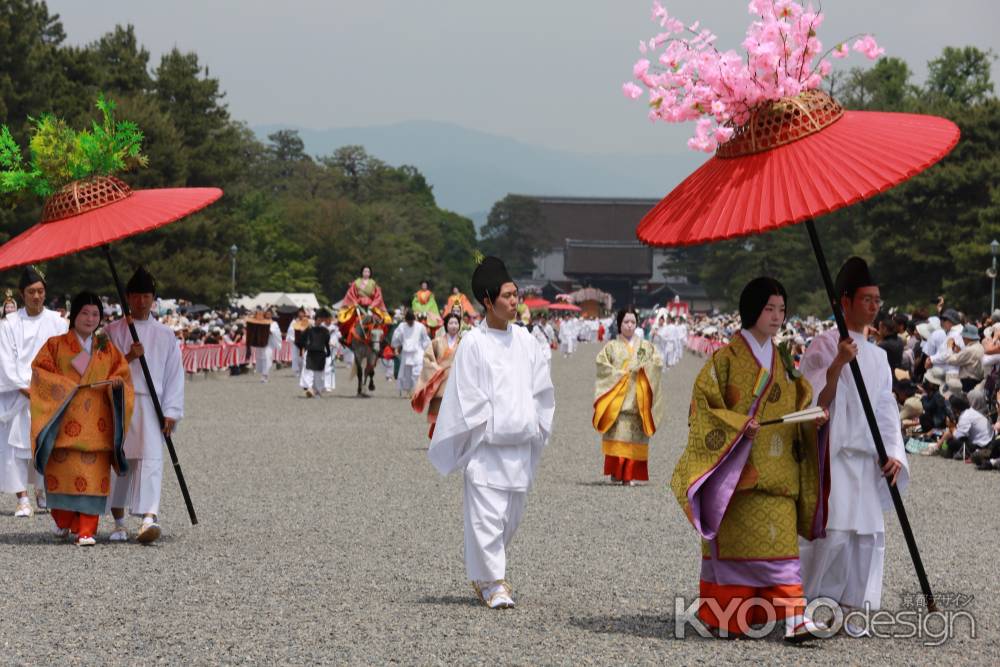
[109,457,164,517]
[107,317,185,518]
[429,321,554,585]
[798,328,909,611]
[299,366,327,394]
[0,308,67,493]
[463,478,526,582]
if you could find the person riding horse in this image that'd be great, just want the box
[337,266,390,395]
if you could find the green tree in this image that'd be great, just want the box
[153,48,246,186]
[835,57,916,111]
[926,47,996,107]
[479,195,550,278]
[87,24,153,95]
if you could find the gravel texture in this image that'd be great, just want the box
[0,344,993,665]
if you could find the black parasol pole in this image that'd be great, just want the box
[103,245,198,525]
[804,219,934,611]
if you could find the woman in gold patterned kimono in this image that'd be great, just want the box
[411,313,462,439]
[593,308,663,485]
[31,292,133,546]
[671,277,830,642]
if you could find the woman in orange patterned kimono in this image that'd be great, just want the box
[444,286,477,318]
[411,313,462,439]
[31,292,133,546]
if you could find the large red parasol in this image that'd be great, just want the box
[636,89,958,611]
[548,302,582,312]
[637,91,959,246]
[0,175,223,525]
[0,176,222,269]
[523,297,551,309]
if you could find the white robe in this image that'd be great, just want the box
[560,320,578,355]
[107,317,185,516]
[662,324,673,365]
[323,324,339,391]
[392,323,430,392]
[0,308,67,493]
[798,328,910,610]
[428,321,555,583]
[672,323,688,365]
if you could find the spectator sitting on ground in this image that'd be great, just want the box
[894,378,924,437]
[928,393,993,460]
[920,367,950,434]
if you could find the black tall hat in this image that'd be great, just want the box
[835,256,876,298]
[18,266,45,291]
[471,256,513,307]
[126,266,157,295]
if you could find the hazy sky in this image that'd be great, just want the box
[50,1,999,156]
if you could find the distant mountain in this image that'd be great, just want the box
[252,121,704,228]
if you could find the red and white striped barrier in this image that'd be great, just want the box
[687,335,725,356]
[180,340,297,373]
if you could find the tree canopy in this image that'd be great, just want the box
[0,0,478,308]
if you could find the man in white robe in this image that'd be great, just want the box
[252,313,282,382]
[391,311,430,397]
[107,268,184,543]
[428,257,554,609]
[666,318,681,367]
[323,320,339,393]
[673,316,688,365]
[0,268,67,516]
[560,317,578,357]
[649,315,670,364]
[798,257,909,636]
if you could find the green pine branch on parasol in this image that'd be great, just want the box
[0,93,148,198]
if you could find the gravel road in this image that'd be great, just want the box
[0,344,992,665]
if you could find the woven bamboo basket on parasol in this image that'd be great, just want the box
[40,175,133,222]
[715,90,844,158]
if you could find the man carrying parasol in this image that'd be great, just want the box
[106,267,185,544]
[798,257,909,636]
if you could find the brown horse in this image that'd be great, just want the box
[348,307,386,397]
